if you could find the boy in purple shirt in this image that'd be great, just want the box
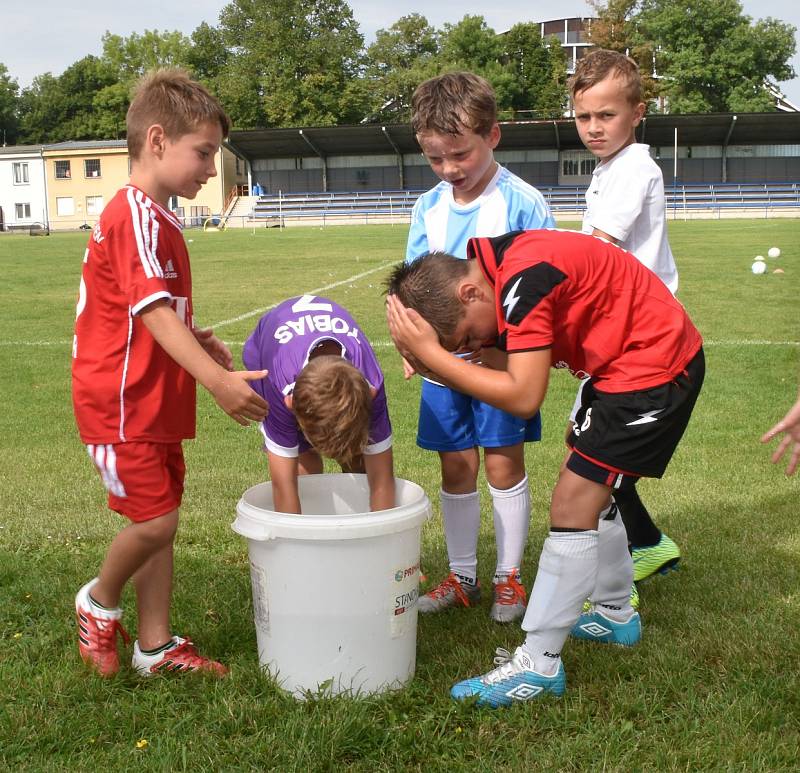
[243,295,395,513]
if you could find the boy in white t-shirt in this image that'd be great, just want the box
[570,49,681,583]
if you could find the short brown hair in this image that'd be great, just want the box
[411,72,497,137]
[292,356,372,469]
[126,68,231,160]
[569,49,643,105]
[385,254,469,344]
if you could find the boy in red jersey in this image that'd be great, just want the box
[71,69,268,677]
[386,228,704,707]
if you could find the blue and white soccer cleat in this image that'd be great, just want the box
[571,607,641,646]
[450,646,566,708]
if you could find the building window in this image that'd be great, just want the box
[86,195,104,216]
[13,162,30,185]
[189,205,210,227]
[55,160,71,179]
[235,156,242,174]
[84,158,101,178]
[56,197,75,216]
[543,19,566,43]
[562,150,597,178]
[15,203,32,220]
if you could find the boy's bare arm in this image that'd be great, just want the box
[139,300,268,425]
[386,296,549,418]
[267,451,302,513]
[591,227,620,246]
[365,448,395,511]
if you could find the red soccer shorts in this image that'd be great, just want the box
[86,441,185,522]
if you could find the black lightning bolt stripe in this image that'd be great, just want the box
[491,231,526,268]
[500,264,568,326]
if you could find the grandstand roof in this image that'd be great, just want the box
[227,112,800,160]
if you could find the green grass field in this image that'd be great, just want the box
[1,219,798,771]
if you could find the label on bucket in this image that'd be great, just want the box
[391,561,420,638]
[250,562,270,636]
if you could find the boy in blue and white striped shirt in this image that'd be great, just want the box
[403,72,554,622]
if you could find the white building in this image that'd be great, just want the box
[0,146,48,231]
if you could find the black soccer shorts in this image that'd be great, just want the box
[566,347,705,488]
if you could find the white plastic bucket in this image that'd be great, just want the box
[232,473,431,698]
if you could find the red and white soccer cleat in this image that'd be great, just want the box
[75,578,131,677]
[132,636,228,677]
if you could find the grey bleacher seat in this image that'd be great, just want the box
[247,182,798,221]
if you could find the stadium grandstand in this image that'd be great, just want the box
[223,111,800,227]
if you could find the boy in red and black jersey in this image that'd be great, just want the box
[386,228,704,707]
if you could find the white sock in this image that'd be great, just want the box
[591,503,635,617]
[521,530,599,674]
[488,475,530,577]
[440,489,480,582]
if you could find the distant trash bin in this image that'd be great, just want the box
[232,473,430,698]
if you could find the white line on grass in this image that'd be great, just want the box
[1,262,397,348]
[208,262,394,330]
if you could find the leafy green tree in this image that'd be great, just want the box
[363,14,440,122]
[439,15,504,73]
[100,29,192,81]
[589,0,796,112]
[217,0,366,127]
[17,57,118,143]
[0,64,20,145]
[587,0,640,52]
[91,29,195,139]
[501,24,568,119]
[91,82,131,139]
[586,0,661,106]
[186,22,230,82]
[17,73,65,143]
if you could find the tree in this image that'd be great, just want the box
[586,0,662,106]
[587,0,640,52]
[100,30,193,82]
[0,64,20,145]
[217,0,366,127]
[501,24,568,119]
[439,15,504,74]
[17,57,118,143]
[186,22,230,82]
[92,29,196,139]
[363,14,440,122]
[589,0,797,112]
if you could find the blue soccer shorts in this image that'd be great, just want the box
[417,379,541,452]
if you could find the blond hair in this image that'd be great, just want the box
[385,254,469,345]
[569,49,643,105]
[411,72,497,137]
[292,356,372,469]
[126,68,231,160]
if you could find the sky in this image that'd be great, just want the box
[2,0,798,106]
